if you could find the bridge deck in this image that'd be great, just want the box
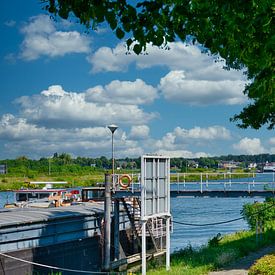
[113,190,274,198]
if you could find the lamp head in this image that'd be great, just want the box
[108,124,118,134]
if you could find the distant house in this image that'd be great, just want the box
[248,163,257,169]
[90,164,96,167]
[218,161,240,170]
[0,164,7,174]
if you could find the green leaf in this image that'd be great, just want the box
[133,44,142,54]
[116,27,125,39]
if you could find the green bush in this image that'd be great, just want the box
[249,254,275,275]
[242,198,275,230]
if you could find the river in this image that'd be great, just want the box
[0,191,263,252]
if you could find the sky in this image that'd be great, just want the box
[0,1,274,160]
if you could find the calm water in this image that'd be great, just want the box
[170,197,263,252]
[0,191,263,252]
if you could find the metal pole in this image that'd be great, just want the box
[104,173,112,271]
[112,132,115,190]
[114,199,120,261]
[166,217,170,271]
[142,220,146,275]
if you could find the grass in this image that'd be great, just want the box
[146,222,275,275]
[249,253,275,275]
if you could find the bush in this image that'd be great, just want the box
[249,254,275,275]
[242,198,275,230]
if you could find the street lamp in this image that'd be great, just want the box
[108,124,118,188]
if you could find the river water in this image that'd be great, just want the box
[0,191,263,252]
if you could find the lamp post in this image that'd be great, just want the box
[108,124,118,188]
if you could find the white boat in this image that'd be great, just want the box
[263,165,275,172]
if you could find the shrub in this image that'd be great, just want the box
[249,254,275,275]
[242,198,275,230]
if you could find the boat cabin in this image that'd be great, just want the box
[81,187,105,202]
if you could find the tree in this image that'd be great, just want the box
[43,0,274,130]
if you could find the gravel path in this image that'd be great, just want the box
[208,245,275,275]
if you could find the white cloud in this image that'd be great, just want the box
[15,85,157,128]
[0,113,143,158]
[129,125,150,140]
[174,126,231,140]
[159,70,247,105]
[88,41,247,106]
[20,15,91,60]
[152,125,230,157]
[154,149,209,158]
[88,41,246,81]
[233,137,266,155]
[85,79,157,105]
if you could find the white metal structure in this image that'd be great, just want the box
[140,155,171,275]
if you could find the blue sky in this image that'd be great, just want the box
[0,1,274,159]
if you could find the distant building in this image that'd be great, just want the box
[263,162,275,172]
[0,164,7,174]
[248,163,257,169]
[218,161,240,170]
[90,164,96,167]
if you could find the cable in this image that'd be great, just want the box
[0,252,123,275]
[173,201,275,227]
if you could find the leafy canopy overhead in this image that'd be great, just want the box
[43,0,274,129]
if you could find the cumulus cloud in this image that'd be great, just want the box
[159,70,247,105]
[85,79,158,105]
[20,15,91,60]
[15,85,157,128]
[88,41,246,81]
[154,149,209,158]
[129,125,150,140]
[173,126,231,140]
[0,113,144,158]
[88,41,247,106]
[233,137,266,155]
[152,125,230,157]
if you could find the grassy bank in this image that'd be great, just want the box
[0,174,105,191]
[146,222,275,275]
[0,169,253,191]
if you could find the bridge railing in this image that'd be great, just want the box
[121,172,275,193]
[170,172,275,193]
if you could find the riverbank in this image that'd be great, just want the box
[146,222,275,275]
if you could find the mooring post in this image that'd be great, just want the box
[104,173,112,271]
[114,199,120,260]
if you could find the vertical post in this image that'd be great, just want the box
[104,173,112,271]
[166,217,170,271]
[111,132,115,189]
[142,220,147,275]
[177,173,179,193]
[114,199,120,261]
[108,124,118,190]
[200,173,203,193]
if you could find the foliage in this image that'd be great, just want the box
[208,233,222,247]
[146,226,275,275]
[43,0,274,130]
[242,198,275,230]
[249,254,275,275]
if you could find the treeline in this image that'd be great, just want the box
[0,153,274,176]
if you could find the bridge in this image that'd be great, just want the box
[115,172,275,198]
[169,172,274,197]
